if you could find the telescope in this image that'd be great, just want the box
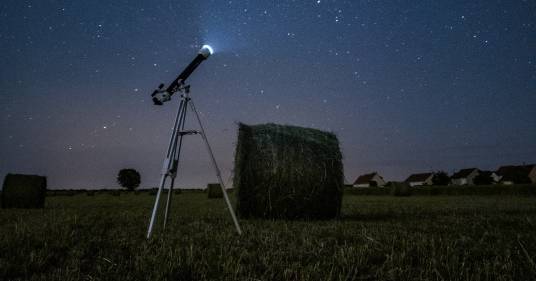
[151,45,214,105]
[146,43,242,238]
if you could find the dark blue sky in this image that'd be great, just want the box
[1,0,535,188]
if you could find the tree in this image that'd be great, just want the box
[117,169,141,191]
[432,171,450,186]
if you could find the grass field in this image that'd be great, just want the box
[1,191,536,280]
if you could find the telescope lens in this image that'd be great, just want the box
[199,45,214,58]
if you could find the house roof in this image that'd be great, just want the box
[497,164,535,175]
[451,168,478,179]
[496,164,535,182]
[497,165,516,175]
[405,173,433,183]
[354,172,380,184]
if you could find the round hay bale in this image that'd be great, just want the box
[233,123,344,219]
[1,174,47,209]
[207,183,223,199]
[389,182,412,197]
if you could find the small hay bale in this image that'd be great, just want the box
[207,183,223,199]
[1,174,47,209]
[54,190,75,196]
[65,191,75,196]
[390,182,412,197]
[233,123,344,219]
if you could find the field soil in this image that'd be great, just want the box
[1,192,536,280]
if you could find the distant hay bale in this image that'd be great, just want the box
[1,174,47,209]
[51,190,75,196]
[389,182,412,197]
[63,190,75,196]
[148,188,158,196]
[207,183,223,199]
[233,123,344,219]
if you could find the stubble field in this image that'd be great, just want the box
[1,191,536,280]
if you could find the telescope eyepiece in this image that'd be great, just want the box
[152,89,171,105]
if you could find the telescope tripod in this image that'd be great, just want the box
[146,85,242,238]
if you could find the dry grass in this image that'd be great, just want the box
[1,192,535,280]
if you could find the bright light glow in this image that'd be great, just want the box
[198,44,214,58]
[202,45,214,55]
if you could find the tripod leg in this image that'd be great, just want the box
[163,98,189,231]
[147,174,168,238]
[163,177,174,230]
[188,99,243,235]
[147,99,186,239]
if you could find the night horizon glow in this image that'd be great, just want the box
[1,0,535,189]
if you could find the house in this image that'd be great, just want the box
[450,168,479,185]
[405,173,434,187]
[497,164,536,184]
[353,172,386,188]
[478,171,502,184]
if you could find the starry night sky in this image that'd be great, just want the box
[1,0,535,189]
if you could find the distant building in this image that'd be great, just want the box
[478,171,502,184]
[497,164,536,184]
[451,168,480,185]
[405,173,434,187]
[353,172,386,188]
